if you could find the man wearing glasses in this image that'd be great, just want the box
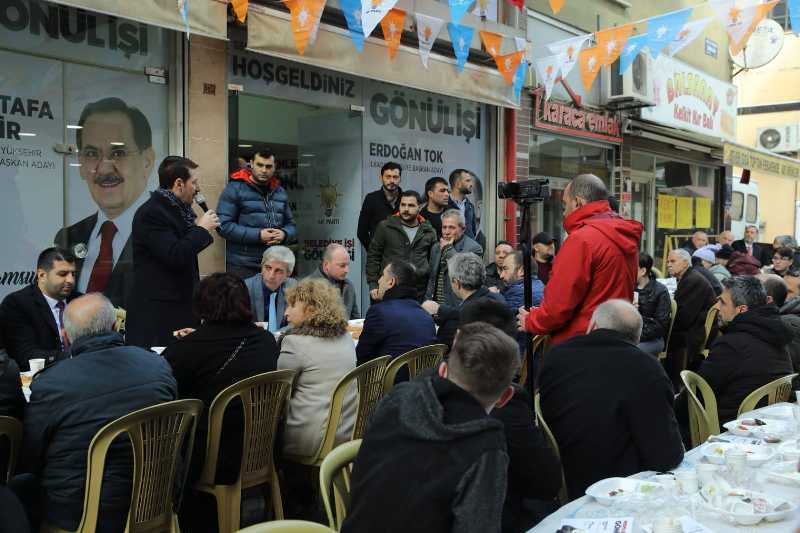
[54,97,155,310]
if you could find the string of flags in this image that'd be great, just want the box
[208,0,799,101]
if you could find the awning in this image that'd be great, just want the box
[48,0,228,40]
[723,141,800,180]
[626,118,724,153]
[246,5,518,108]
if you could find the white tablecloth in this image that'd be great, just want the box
[528,403,800,532]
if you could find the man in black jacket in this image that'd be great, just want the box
[696,276,793,425]
[357,161,402,251]
[667,249,716,376]
[540,300,684,500]
[0,349,24,421]
[126,156,219,348]
[18,293,177,532]
[342,323,519,533]
[0,248,81,370]
[732,225,771,267]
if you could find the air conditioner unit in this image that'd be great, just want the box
[756,125,800,153]
[606,53,656,109]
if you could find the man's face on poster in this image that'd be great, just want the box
[78,111,155,219]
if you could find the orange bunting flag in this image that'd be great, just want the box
[594,24,634,66]
[284,0,326,55]
[495,50,525,85]
[578,46,603,92]
[479,31,503,58]
[549,0,565,14]
[230,0,248,23]
[380,8,406,60]
[711,0,779,55]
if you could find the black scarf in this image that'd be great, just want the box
[154,188,197,228]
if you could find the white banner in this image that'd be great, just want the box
[668,17,713,56]
[414,13,445,69]
[534,54,563,99]
[642,55,738,142]
[547,33,592,80]
[361,0,399,41]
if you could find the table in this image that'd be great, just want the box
[527,403,800,532]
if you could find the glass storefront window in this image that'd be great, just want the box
[529,133,613,243]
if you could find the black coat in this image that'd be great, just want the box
[435,288,507,350]
[693,263,722,296]
[485,262,503,290]
[54,213,133,310]
[732,239,771,267]
[0,350,24,420]
[539,329,684,500]
[699,305,793,425]
[357,188,401,250]
[420,206,444,238]
[636,278,671,342]
[163,321,278,484]
[343,376,508,533]
[126,192,214,348]
[0,284,81,370]
[491,385,561,533]
[20,332,176,533]
[669,268,716,360]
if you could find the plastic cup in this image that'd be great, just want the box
[29,358,45,373]
[676,470,699,494]
[697,463,718,487]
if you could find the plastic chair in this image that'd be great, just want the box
[680,371,721,448]
[533,394,568,505]
[0,416,22,483]
[284,358,388,467]
[193,370,296,532]
[381,344,447,393]
[701,307,719,359]
[319,439,361,531]
[41,399,203,533]
[520,335,550,387]
[237,521,335,532]
[737,373,799,417]
[114,307,127,334]
[657,298,678,361]
[350,357,391,440]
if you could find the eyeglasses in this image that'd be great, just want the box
[78,147,141,164]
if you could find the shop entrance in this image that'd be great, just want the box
[630,171,655,257]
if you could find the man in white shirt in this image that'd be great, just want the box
[54,97,156,310]
[0,248,80,370]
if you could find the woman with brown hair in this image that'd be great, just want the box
[279,278,356,457]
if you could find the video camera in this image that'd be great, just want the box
[497,179,549,204]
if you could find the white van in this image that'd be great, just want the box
[731,179,761,239]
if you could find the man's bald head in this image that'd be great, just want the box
[322,243,351,281]
[63,293,117,344]
[588,299,643,344]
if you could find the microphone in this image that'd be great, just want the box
[194,194,220,234]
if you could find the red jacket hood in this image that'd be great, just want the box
[563,200,643,256]
[230,168,280,191]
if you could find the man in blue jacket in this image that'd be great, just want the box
[217,150,297,279]
[493,251,544,312]
[17,293,177,532]
[356,260,436,366]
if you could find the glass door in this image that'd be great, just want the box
[630,172,654,256]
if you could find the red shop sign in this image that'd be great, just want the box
[532,89,623,144]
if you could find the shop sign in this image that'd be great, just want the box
[532,89,623,144]
[0,0,168,70]
[641,55,737,142]
[723,142,800,180]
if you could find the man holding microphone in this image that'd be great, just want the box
[126,156,219,348]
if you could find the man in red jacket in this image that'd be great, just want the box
[518,174,643,345]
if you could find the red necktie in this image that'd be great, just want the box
[87,221,118,293]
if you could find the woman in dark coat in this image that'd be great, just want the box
[162,273,278,532]
[635,253,672,356]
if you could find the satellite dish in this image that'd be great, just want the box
[731,19,784,69]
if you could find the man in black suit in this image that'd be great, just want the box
[0,248,81,370]
[732,225,771,267]
[125,157,219,348]
[54,97,156,311]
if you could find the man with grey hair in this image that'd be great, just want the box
[717,230,735,247]
[244,245,297,333]
[422,252,505,349]
[681,231,708,254]
[425,209,483,308]
[19,293,176,532]
[539,298,684,499]
[519,174,643,346]
[733,225,770,266]
[307,243,359,319]
[688,276,793,424]
[666,248,716,375]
